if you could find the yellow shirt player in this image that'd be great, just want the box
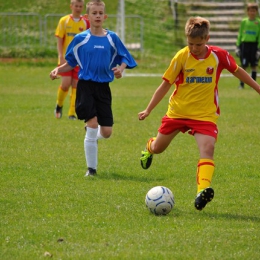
[163,45,236,124]
[54,0,90,120]
[138,16,260,211]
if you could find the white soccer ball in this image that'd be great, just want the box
[145,186,175,215]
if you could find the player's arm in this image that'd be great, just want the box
[50,63,74,80]
[235,21,243,56]
[233,66,260,94]
[57,37,66,65]
[138,80,171,120]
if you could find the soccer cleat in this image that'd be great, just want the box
[54,105,63,119]
[194,187,214,211]
[85,167,97,177]
[140,150,153,169]
[68,115,77,120]
[238,84,244,89]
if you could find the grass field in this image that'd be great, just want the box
[1,63,260,259]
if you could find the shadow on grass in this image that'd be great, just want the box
[205,212,260,223]
[95,171,167,182]
[175,208,260,223]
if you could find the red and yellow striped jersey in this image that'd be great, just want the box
[163,46,238,123]
[55,15,89,63]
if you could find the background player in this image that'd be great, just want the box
[236,3,260,89]
[50,0,137,176]
[139,16,260,211]
[54,0,90,119]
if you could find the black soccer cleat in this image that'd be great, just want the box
[194,187,214,211]
[85,167,97,177]
[140,150,153,169]
[54,105,63,119]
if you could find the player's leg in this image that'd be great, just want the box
[251,50,258,82]
[68,78,77,120]
[238,43,248,89]
[250,42,258,82]
[140,130,179,169]
[85,81,113,176]
[84,117,99,176]
[251,66,257,81]
[75,80,98,176]
[55,75,71,118]
[194,133,216,210]
[68,67,79,120]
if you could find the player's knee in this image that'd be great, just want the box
[151,142,165,154]
[203,142,215,157]
[101,128,112,138]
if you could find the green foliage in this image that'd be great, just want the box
[0,47,57,59]
[0,0,187,72]
[1,64,260,259]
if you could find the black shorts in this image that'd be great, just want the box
[240,42,258,67]
[76,80,113,126]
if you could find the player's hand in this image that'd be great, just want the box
[138,110,150,120]
[112,67,123,79]
[49,68,60,80]
[235,47,240,57]
[256,49,260,60]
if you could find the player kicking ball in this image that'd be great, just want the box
[138,16,260,211]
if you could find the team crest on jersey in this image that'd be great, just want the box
[79,27,84,32]
[206,67,214,75]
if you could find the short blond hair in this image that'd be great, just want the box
[185,16,210,39]
[86,0,105,14]
[247,3,258,11]
[71,0,84,4]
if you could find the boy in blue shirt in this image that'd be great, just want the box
[50,0,137,176]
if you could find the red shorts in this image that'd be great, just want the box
[58,65,79,79]
[158,116,218,139]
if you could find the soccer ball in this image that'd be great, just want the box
[145,186,175,215]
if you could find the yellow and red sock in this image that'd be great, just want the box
[56,86,68,107]
[68,87,76,116]
[196,159,215,193]
[146,137,156,153]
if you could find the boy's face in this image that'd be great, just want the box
[247,8,258,20]
[187,36,209,58]
[70,1,84,17]
[86,4,107,26]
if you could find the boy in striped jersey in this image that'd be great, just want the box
[54,0,90,119]
[139,16,260,211]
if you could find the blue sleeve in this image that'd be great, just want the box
[65,36,79,68]
[110,33,137,69]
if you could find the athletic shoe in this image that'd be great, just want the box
[68,115,77,120]
[140,150,153,169]
[85,167,97,177]
[194,187,214,211]
[54,105,63,119]
[238,84,244,89]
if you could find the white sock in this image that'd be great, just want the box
[84,127,98,169]
[97,125,105,140]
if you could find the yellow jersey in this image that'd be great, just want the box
[163,46,238,124]
[55,15,89,63]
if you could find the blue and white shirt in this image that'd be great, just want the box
[65,29,137,82]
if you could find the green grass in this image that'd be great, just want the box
[1,64,260,259]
